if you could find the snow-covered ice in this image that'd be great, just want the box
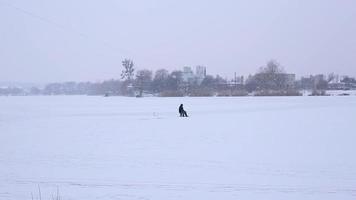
[1,96,356,200]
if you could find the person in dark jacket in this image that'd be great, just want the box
[179,104,188,117]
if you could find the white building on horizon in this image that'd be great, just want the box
[182,66,194,83]
[182,66,207,84]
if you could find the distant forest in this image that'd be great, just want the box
[1,59,356,97]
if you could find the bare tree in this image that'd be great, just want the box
[121,59,135,81]
[254,60,288,91]
[245,74,258,92]
[327,73,336,83]
[259,60,285,74]
[135,69,153,97]
[167,70,183,91]
[152,69,169,93]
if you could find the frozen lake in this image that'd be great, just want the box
[1,96,356,200]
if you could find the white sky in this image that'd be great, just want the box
[1,0,356,82]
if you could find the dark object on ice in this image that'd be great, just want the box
[179,104,188,117]
[338,93,350,96]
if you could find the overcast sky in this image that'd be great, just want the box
[0,0,356,83]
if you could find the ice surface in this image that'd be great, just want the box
[1,96,356,200]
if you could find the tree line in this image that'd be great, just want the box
[1,59,356,96]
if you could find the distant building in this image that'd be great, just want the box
[229,74,244,86]
[195,66,206,78]
[284,73,296,88]
[300,74,325,89]
[314,74,325,83]
[182,66,207,84]
[182,66,194,83]
[195,66,207,84]
[300,76,314,89]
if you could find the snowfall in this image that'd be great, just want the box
[1,95,356,200]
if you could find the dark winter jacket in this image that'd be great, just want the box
[179,104,184,113]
